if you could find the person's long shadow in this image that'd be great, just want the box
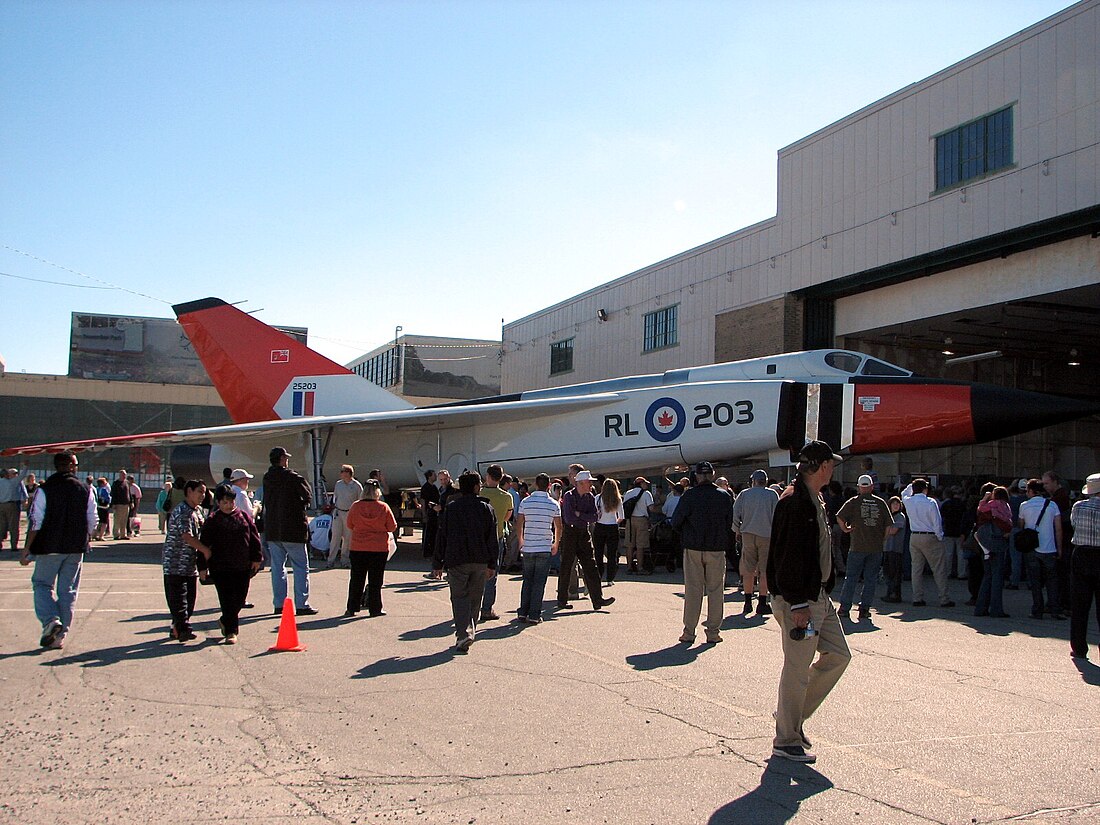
[42,636,219,668]
[121,607,220,624]
[708,760,834,824]
[626,643,706,671]
[399,620,455,641]
[352,649,454,678]
[1073,658,1100,686]
[840,618,881,635]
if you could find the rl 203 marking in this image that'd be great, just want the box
[604,398,755,441]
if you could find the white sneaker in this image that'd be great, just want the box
[48,631,67,650]
[40,618,63,648]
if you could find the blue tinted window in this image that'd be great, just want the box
[935,107,1013,190]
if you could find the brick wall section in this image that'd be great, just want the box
[714,296,804,362]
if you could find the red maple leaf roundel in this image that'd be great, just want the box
[657,409,675,428]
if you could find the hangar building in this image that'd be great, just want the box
[501,0,1100,483]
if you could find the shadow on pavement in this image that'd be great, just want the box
[1073,658,1100,686]
[840,618,881,635]
[399,620,455,641]
[353,649,455,678]
[708,761,834,825]
[43,636,219,667]
[626,643,705,671]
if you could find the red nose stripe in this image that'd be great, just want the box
[851,384,974,452]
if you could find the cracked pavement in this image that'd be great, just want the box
[1,535,1098,824]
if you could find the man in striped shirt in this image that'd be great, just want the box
[515,473,561,624]
[1069,473,1100,661]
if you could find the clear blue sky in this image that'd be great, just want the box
[0,0,1074,375]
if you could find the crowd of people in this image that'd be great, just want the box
[11,445,1100,764]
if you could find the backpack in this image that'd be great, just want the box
[97,486,111,507]
[623,490,642,519]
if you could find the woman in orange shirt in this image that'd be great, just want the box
[344,479,397,617]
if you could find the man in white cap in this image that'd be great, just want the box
[229,469,255,517]
[835,474,893,621]
[556,469,615,611]
[1069,473,1100,661]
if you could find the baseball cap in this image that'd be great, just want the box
[694,461,715,475]
[857,474,874,486]
[269,447,291,461]
[634,476,649,486]
[230,469,254,481]
[797,440,843,464]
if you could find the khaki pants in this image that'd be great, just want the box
[772,592,851,748]
[910,533,951,604]
[328,511,350,566]
[682,549,726,640]
[625,516,650,567]
[739,532,770,595]
[112,504,129,539]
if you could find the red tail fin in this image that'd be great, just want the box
[174,298,410,423]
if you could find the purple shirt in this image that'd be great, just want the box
[561,488,598,528]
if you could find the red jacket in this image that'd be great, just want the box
[346,500,397,552]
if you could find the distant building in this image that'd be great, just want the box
[0,372,231,487]
[69,311,307,385]
[347,335,501,405]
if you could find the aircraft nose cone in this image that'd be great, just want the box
[971,385,1100,443]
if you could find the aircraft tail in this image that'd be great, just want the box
[173,298,412,423]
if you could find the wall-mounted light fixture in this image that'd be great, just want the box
[1068,348,1081,366]
[941,337,954,356]
[596,308,608,322]
[945,350,1002,366]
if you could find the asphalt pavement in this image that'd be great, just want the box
[1,531,1098,825]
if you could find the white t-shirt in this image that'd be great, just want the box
[662,493,681,520]
[597,498,625,525]
[309,514,333,552]
[1019,496,1061,554]
[234,486,254,517]
[623,488,653,518]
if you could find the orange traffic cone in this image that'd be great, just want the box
[268,597,307,652]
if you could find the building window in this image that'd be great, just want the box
[359,345,401,388]
[643,304,678,352]
[935,106,1013,191]
[550,338,574,375]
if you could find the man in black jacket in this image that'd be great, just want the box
[766,440,852,763]
[432,472,497,654]
[672,461,732,644]
[20,451,98,650]
[261,447,317,615]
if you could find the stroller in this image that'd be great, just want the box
[645,518,681,573]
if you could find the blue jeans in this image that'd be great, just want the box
[480,536,507,613]
[519,552,552,619]
[32,553,83,631]
[1008,529,1026,586]
[838,551,882,611]
[1026,552,1060,616]
[975,523,1008,615]
[267,541,311,610]
[975,546,1007,615]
